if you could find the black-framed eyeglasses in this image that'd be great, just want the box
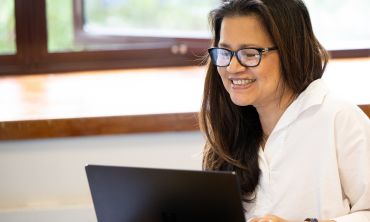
[208,47,278,67]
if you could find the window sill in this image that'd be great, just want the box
[0,58,369,140]
[0,66,205,140]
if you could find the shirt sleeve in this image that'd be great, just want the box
[333,105,370,222]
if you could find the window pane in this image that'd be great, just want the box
[83,0,219,38]
[0,0,16,55]
[306,0,370,50]
[46,0,81,52]
[46,0,369,54]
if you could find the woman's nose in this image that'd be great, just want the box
[226,55,246,73]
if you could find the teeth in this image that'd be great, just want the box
[232,79,255,85]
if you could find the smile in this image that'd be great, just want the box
[231,78,256,86]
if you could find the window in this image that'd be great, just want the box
[0,0,16,55]
[0,0,368,75]
[305,0,370,51]
[47,0,77,52]
[75,0,217,51]
[83,0,214,38]
[46,0,217,54]
[73,0,369,57]
[72,0,217,52]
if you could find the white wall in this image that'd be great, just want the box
[0,131,204,222]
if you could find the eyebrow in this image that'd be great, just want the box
[218,42,259,49]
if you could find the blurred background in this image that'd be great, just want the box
[1,0,369,75]
[0,1,369,222]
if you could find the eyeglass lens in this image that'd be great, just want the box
[210,48,261,67]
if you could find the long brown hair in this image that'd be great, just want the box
[201,0,328,202]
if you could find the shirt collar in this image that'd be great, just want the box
[271,79,329,135]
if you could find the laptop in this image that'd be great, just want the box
[86,165,246,222]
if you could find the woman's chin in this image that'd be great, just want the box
[230,97,253,107]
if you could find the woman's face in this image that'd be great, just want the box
[217,15,288,108]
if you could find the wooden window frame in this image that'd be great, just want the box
[0,0,211,75]
[0,0,369,76]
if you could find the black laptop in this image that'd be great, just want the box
[86,165,246,222]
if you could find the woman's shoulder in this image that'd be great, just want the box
[303,79,368,121]
[320,95,369,144]
[323,93,369,122]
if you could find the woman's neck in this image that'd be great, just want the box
[256,90,295,138]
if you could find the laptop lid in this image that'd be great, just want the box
[86,165,245,222]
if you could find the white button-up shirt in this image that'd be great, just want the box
[245,79,370,222]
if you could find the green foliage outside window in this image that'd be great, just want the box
[2,0,369,54]
[84,0,218,35]
[47,0,77,52]
[46,0,218,52]
[0,0,16,55]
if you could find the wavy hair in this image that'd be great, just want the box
[201,0,328,202]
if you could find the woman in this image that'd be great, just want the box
[200,0,370,222]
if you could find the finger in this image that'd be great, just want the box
[248,218,258,222]
[262,214,280,221]
[251,218,274,222]
[248,217,264,222]
[259,219,274,222]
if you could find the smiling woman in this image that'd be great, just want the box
[215,15,289,108]
[201,0,370,222]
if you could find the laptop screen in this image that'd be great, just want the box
[86,165,245,222]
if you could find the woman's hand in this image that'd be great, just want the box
[249,214,289,222]
[249,215,336,222]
